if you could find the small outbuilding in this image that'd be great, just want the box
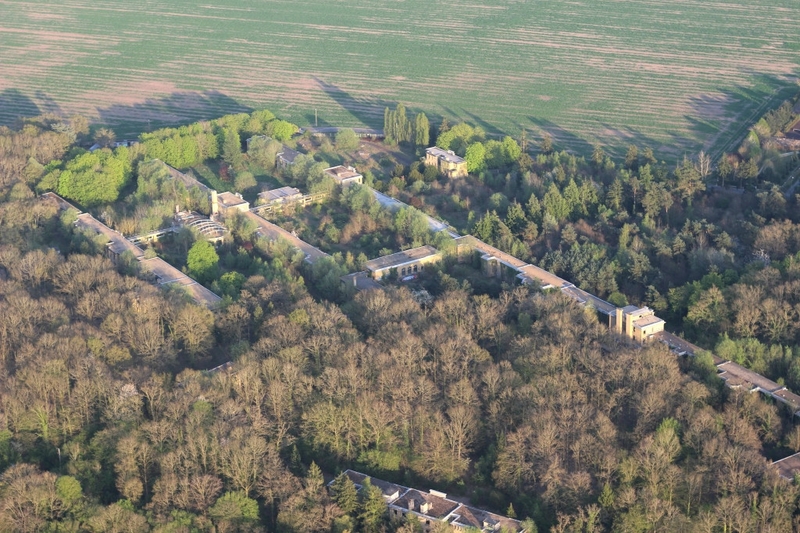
[324,165,363,187]
[216,192,250,215]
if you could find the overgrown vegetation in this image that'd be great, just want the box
[3,94,800,532]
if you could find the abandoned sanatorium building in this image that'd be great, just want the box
[424,147,468,179]
[332,470,526,533]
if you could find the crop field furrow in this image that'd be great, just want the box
[0,0,796,158]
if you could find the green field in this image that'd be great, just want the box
[0,0,798,159]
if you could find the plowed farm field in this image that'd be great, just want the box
[0,0,798,158]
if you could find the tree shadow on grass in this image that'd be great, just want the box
[96,90,253,136]
[526,116,594,156]
[313,77,406,128]
[0,89,41,126]
[34,90,64,116]
[684,72,799,160]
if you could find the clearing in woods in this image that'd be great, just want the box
[0,0,798,159]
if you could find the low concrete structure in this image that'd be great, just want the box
[425,147,468,178]
[340,271,383,291]
[140,257,222,307]
[332,470,526,533]
[773,452,800,481]
[243,211,329,264]
[43,193,221,308]
[365,245,441,280]
[75,213,144,264]
[324,165,363,187]
[258,186,303,205]
[216,192,250,215]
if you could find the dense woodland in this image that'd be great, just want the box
[0,96,800,532]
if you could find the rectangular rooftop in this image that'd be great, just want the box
[365,245,440,272]
[717,361,783,393]
[426,146,466,164]
[259,186,302,203]
[75,214,144,260]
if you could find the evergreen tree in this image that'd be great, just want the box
[414,112,430,147]
[717,154,734,186]
[330,473,359,515]
[358,478,386,533]
[505,201,528,234]
[606,178,624,211]
[540,133,553,154]
[624,144,639,170]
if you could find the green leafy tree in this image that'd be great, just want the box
[465,142,487,173]
[247,136,283,170]
[186,240,219,284]
[268,120,298,141]
[56,148,132,207]
[234,171,257,192]
[335,128,360,151]
[717,154,734,186]
[394,206,430,243]
[209,491,260,528]
[384,104,412,144]
[436,122,485,155]
[606,178,624,211]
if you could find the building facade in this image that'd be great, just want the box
[331,470,526,533]
[425,147,468,178]
[324,165,363,187]
[365,245,442,280]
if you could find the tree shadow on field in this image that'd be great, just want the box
[440,105,502,137]
[527,117,594,155]
[596,121,697,163]
[685,72,800,160]
[34,90,64,116]
[96,90,253,137]
[313,77,401,128]
[0,89,41,126]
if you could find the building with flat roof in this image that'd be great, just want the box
[75,213,144,264]
[331,470,526,533]
[258,186,303,205]
[340,271,383,291]
[425,147,468,178]
[613,306,665,342]
[773,452,800,481]
[324,165,363,187]
[216,192,250,215]
[365,245,442,280]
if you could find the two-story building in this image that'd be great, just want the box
[332,470,526,533]
[425,147,468,178]
[613,305,665,342]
